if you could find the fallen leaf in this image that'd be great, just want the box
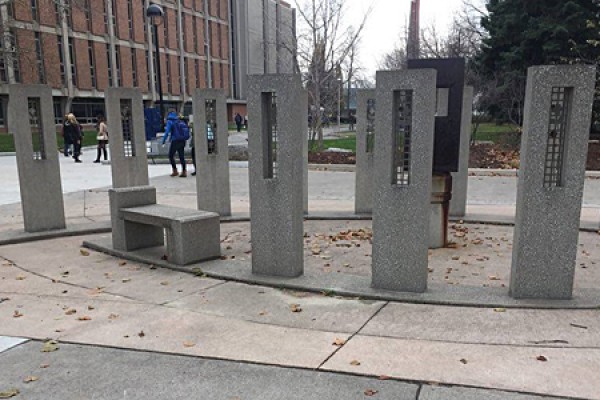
[77,316,92,321]
[536,355,548,362]
[41,340,59,352]
[0,389,19,398]
[258,311,267,316]
[183,341,196,348]
[290,304,302,313]
[460,358,468,364]
[118,260,127,266]
[23,376,38,383]
[493,308,506,313]
[138,330,145,338]
[160,281,169,286]
[80,249,90,256]
[13,310,23,318]
[570,323,588,329]
[15,275,26,281]
[350,360,361,366]
[87,305,95,310]
[451,256,460,261]
[121,278,131,283]
[39,364,49,369]
[364,388,378,396]
[488,276,501,281]
[378,375,390,381]
[108,313,119,320]
[332,338,346,347]
[65,308,77,315]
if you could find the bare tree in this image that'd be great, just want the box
[294,0,372,150]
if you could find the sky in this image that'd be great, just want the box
[300,0,468,78]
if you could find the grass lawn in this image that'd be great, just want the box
[472,122,520,143]
[0,131,96,152]
[319,137,356,152]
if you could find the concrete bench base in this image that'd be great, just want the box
[110,186,220,265]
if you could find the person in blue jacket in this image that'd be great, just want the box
[161,111,188,177]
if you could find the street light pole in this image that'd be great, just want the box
[146,3,165,131]
[337,81,341,134]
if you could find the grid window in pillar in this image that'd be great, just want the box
[205,99,217,154]
[28,97,45,160]
[120,99,135,157]
[544,86,572,189]
[392,90,413,186]
[262,92,278,179]
[366,98,375,153]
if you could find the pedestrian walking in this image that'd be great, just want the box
[63,113,83,163]
[61,114,72,157]
[94,114,109,163]
[234,113,243,132]
[161,111,190,177]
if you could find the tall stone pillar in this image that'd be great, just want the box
[355,89,376,214]
[450,86,474,218]
[248,74,307,277]
[372,70,437,292]
[510,65,596,300]
[193,89,232,216]
[105,88,149,188]
[9,84,66,232]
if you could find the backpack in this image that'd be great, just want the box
[171,119,190,141]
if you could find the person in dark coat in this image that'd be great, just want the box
[234,113,243,132]
[63,113,83,163]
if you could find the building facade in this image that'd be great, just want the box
[0,0,295,128]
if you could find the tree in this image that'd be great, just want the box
[294,0,372,150]
[476,0,600,126]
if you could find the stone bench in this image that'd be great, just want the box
[109,186,220,265]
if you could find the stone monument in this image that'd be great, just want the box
[355,89,376,214]
[105,88,149,188]
[8,84,66,232]
[372,69,437,292]
[193,89,232,216]
[247,74,307,277]
[510,65,596,300]
[449,86,474,217]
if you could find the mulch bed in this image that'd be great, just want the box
[309,142,600,171]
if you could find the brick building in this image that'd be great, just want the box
[0,0,296,127]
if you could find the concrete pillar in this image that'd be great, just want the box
[355,89,376,214]
[8,84,66,232]
[450,86,474,218]
[510,65,596,300]
[193,89,232,216]
[372,69,437,292]
[248,74,306,277]
[105,88,150,188]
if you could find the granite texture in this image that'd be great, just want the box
[355,89,376,214]
[8,84,66,232]
[193,89,232,216]
[247,74,306,277]
[105,88,149,188]
[372,69,437,292]
[510,65,596,299]
[450,86,474,217]
[109,186,163,252]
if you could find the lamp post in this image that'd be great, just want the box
[146,3,165,130]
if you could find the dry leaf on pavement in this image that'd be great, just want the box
[332,338,346,347]
[350,360,361,366]
[0,389,19,398]
[460,358,468,364]
[65,308,77,315]
[39,364,49,369]
[41,340,59,353]
[12,310,23,318]
[23,376,38,383]
[364,388,378,396]
[118,260,127,266]
[536,355,548,362]
[183,341,196,348]
[290,304,302,313]
[493,308,506,313]
[77,316,92,321]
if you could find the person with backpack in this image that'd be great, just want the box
[234,112,243,132]
[161,111,190,177]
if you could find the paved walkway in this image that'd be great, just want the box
[0,147,599,399]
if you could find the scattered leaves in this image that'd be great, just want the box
[350,360,361,366]
[378,375,390,381]
[41,340,59,353]
[290,304,302,313]
[39,364,49,369]
[138,330,145,338]
[121,278,131,283]
[364,388,378,396]
[79,249,90,256]
[65,308,77,315]
[0,389,19,398]
[460,358,468,364]
[536,355,548,362]
[160,281,169,286]
[15,276,25,281]
[493,308,506,313]
[77,316,92,321]
[332,338,346,347]
[87,305,95,311]
[13,310,23,318]
[118,260,127,266]
[108,313,119,320]
[23,376,38,383]
[183,341,196,348]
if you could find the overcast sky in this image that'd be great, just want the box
[297,0,468,78]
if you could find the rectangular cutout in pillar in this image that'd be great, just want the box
[28,97,45,160]
[120,99,135,157]
[392,90,413,186]
[366,98,376,153]
[544,86,572,189]
[205,99,218,155]
[435,88,449,117]
[262,91,278,179]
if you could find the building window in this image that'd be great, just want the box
[88,41,96,88]
[127,0,134,39]
[68,37,77,86]
[181,13,186,48]
[175,10,180,45]
[103,1,109,33]
[145,50,151,91]
[184,59,189,95]
[163,9,169,47]
[217,23,222,58]
[219,63,223,89]
[57,36,66,85]
[192,16,198,53]
[111,0,118,37]
[84,0,92,31]
[34,32,44,83]
[166,54,172,93]
[31,0,39,22]
[115,45,122,86]
[131,49,138,87]
[194,58,200,88]
[106,43,113,87]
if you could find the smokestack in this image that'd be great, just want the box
[407,0,420,60]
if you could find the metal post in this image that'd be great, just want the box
[337,81,341,133]
[153,24,165,130]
